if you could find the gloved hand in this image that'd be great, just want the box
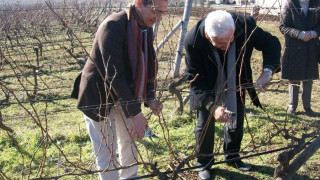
[255,71,272,93]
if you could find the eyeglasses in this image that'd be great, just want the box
[151,5,166,16]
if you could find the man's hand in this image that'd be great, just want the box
[148,100,162,116]
[302,31,312,42]
[213,106,232,123]
[255,71,272,93]
[130,113,148,139]
[299,31,312,42]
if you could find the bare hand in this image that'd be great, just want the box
[255,71,272,93]
[148,100,162,116]
[302,31,312,42]
[213,106,232,123]
[130,113,148,139]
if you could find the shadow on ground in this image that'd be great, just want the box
[209,164,313,180]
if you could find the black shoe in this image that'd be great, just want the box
[305,108,316,117]
[198,168,212,180]
[227,160,252,171]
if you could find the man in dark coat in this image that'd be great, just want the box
[184,10,281,179]
[72,0,167,179]
[280,0,320,116]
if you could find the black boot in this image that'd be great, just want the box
[227,160,252,171]
[305,108,316,117]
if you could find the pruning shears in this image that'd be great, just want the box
[144,126,159,140]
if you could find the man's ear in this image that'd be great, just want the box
[205,32,213,45]
[204,32,210,40]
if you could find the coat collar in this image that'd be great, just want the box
[291,0,319,10]
[191,18,211,49]
[290,0,319,18]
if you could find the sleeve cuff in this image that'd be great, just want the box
[203,98,217,112]
[298,31,306,40]
[263,65,276,72]
[263,67,273,74]
[132,111,142,118]
[121,102,142,118]
[310,31,317,38]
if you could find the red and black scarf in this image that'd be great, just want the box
[126,5,156,101]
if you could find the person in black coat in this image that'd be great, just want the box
[184,10,281,179]
[279,0,320,116]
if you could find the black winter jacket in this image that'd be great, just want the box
[184,12,281,111]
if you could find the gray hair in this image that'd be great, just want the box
[205,10,235,40]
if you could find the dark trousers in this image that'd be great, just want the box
[223,97,245,161]
[288,80,313,110]
[195,106,215,165]
[195,93,245,165]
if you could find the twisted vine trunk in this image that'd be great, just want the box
[275,135,320,180]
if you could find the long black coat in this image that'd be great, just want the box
[280,0,320,80]
[184,13,281,111]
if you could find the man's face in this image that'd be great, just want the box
[207,29,234,51]
[137,0,168,28]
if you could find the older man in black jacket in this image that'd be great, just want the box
[184,10,281,179]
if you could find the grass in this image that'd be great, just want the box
[0,8,319,180]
